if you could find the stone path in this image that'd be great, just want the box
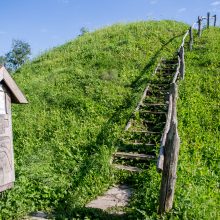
[86,185,132,211]
[24,185,132,219]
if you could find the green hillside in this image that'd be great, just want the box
[0,21,219,219]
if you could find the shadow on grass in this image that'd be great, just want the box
[55,207,130,220]
[95,32,184,146]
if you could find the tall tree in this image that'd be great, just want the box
[5,39,31,71]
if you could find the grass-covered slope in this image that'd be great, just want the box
[0,20,219,220]
[175,28,220,220]
[0,20,188,219]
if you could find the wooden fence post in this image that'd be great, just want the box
[157,94,173,172]
[198,16,202,37]
[207,12,210,28]
[214,15,217,27]
[179,46,185,80]
[189,27,193,51]
[158,83,180,214]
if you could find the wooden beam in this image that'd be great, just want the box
[157,90,173,172]
[124,142,155,147]
[130,130,161,134]
[198,16,202,37]
[172,56,180,83]
[113,164,142,172]
[114,152,155,160]
[214,15,217,27]
[189,26,193,51]
[139,110,166,114]
[179,46,185,80]
[207,12,210,28]
[158,83,180,214]
[0,66,28,104]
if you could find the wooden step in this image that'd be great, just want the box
[151,83,170,86]
[124,142,156,147]
[114,152,155,160]
[143,120,166,125]
[113,164,142,172]
[157,67,176,71]
[130,130,161,134]
[141,103,167,107]
[139,110,167,114]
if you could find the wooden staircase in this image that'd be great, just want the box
[112,58,178,172]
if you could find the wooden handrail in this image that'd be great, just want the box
[158,12,217,214]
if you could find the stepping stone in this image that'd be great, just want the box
[86,185,133,211]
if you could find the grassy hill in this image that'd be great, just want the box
[0,21,219,219]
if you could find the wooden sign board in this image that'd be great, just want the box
[0,92,15,192]
[0,66,28,193]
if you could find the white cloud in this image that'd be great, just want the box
[178,8,186,13]
[211,1,220,6]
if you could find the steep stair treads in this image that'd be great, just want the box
[113,58,178,172]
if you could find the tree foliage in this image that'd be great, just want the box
[79,27,89,36]
[5,39,31,71]
[0,56,6,66]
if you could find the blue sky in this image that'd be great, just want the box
[1,0,219,57]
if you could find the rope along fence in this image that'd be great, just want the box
[156,12,217,214]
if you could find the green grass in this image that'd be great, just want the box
[174,28,220,220]
[0,20,219,220]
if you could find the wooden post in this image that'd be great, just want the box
[207,12,210,28]
[157,94,173,172]
[179,46,185,80]
[198,16,202,37]
[158,83,180,214]
[214,15,217,27]
[189,26,193,51]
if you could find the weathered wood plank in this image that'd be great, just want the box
[189,26,193,51]
[213,15,217,26]
[179,46,185,80]
[207,12,210,28]
[113,164,142,172]
[158,83,180,213]
[141,103,167,107]
[0,92,14,192]
[157,90,173,172]
[125,63,161,131]
[198,16,202,37]
[130,130,161,134]
[139,110,166,114]
[123,141,155,146]
[114,152,155,160]
[0,66,28,104]
[158,121,180,213]
[172,56,180,83]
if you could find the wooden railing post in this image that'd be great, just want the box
[179,46,185,80]
[189,27,193,51]
[157,94,173,172]
[207,12,210,28]
[158,83,180,214]
[214,15,217,27]
[198,16,202,37]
